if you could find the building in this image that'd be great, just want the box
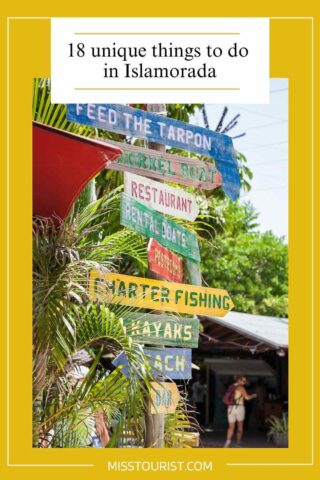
[194,312,288,429]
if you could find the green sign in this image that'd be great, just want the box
[122,313,199,348]
[120,193,200,262]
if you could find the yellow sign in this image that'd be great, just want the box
[175,431,200,447]
[150,382,180,414]
[89,271,234,317]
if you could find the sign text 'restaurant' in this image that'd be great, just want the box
[124,172,199,221]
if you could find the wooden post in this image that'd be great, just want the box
[205,364,210,426]
[144,103,167,448]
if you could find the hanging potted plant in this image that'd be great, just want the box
[266,413,288,447]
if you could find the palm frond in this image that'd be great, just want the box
[164,392,199,448]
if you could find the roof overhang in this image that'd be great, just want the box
[203,358,276,376]
[33,122,123,220]
[199,311,288,354]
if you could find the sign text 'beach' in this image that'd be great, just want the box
[112,348,192,380]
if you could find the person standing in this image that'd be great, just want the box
[94,411,110,447]
[224,375,257,448]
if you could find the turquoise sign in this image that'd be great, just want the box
[120,193,200,262]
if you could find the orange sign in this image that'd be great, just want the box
[150,382,180,414]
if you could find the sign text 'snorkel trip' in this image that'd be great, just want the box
[120,194,200,262]
[123,313,199,348]
[67,103,241,200]
[107,140,222,190]
[124,172,199,221]
[89,271,234,317]
[112,348,192,380]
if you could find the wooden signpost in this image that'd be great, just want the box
[107,140,222,190]
[112,348,192,380]
[124,172,199,221]
[67,103,241,200]
[150,382,180,414]
[122,313,199,348]
[89,271,234,317]
[120,194,200,262]
[64,101,239,446]
[143,104,166,447]
[148,239,183,283]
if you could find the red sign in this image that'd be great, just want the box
[33,122,122,221]
[148,239,183,283]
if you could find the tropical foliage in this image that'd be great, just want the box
[33,187,204,447]
[32,80,208,448]
[201,200,288,317]
[266,413,288,437]
[33,190,148,446]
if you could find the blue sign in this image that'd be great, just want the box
[67,104,241,200]
[112,348,192,380]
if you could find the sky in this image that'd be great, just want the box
[193,79,288,240]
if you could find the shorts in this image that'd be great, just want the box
[228,405,245,423]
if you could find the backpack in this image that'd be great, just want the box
[223,384,237,406]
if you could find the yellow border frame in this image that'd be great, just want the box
[1,8,319,480]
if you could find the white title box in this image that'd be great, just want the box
[51,17,269,104]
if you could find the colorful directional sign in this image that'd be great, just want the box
[175,431,200,447]
[150,382,180,414]
[107,140,222,190]
[148,239,183,283]
[124,172,199,221]
[67,103,241,200]
[122,313,199,348]
[120,194,200,262]
[89,271,234,317]
[112,348,192,380]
